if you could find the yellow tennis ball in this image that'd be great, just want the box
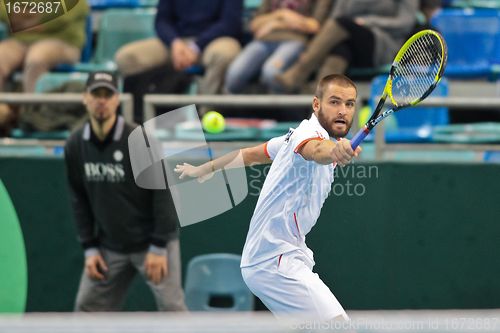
[202,111,225,134]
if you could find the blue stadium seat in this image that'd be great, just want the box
[61,8,155,73]
[368,75,449,143]
[81,15,94,63]
[446,0,500,8]
[0,22,7,41]
[88,0,157,9]
[244,0,262,8]
[34,72,88,93]
[431,8,500,78]
[433,122,500,143]
[348,64,391,79]
[184,253,254,311]
[93,8,156,67]
[53,15,94,72]
[10,129,70,140]
[484,151,500,162]
[52,8,157,73]
[88,0,139,8]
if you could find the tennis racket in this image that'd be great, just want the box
[350,29,448,150]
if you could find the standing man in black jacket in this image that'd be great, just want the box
[64,71,186,311]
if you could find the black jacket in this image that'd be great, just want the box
[64,116,178,253]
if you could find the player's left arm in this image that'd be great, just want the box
[174,143,271,182]
[242,143,273,165]
[298,138,361,166]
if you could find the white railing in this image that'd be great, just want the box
[1,92,500,160]
[143,95,500,160]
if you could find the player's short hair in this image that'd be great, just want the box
[315,74,357,100]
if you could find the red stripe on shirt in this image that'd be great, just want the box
[264,142,270,159]
[293,212,301,237]
[293,137,323,154]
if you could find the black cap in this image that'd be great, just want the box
[86,71,119,93]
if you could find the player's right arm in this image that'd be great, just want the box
[298,138,361,166]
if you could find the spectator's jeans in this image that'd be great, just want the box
[115,37,241,95]
[224,40,304,94]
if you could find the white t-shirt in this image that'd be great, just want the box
[241,114,336,267]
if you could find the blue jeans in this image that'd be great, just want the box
[224,40,304,94]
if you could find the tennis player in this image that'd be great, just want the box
[175,74,361,321]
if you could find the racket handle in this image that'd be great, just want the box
[350,127,370,150]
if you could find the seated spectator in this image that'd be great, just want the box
[224,0,332,94]
[275,0,419,93]
[0,1,88,131]
[420,0,442,22]
[115,0,242,96]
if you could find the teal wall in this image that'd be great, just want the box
[1,157,499,311]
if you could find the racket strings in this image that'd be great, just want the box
[396,37,440,99]
[392,33,444,105]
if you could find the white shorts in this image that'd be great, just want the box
[241,250,348,322]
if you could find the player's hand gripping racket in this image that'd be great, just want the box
[350,29,448,150]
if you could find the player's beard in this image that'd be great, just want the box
[317,107,352,138]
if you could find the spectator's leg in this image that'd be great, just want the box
[224,40,274,94]
[335,19,375,70]
[318,56,349,78]
[315,42,352,82]
[133,239,187,311]
[260,40,305,93]
[0,38,26,91]
[421,0,442,21]
[275,19,349,92]
[299,54,349,94]
[199,37,241,95]
[0,38,27,130]
[0,104,13,131]
[74,249,136,311]
[23,39,80,92]
[115,38,170,77]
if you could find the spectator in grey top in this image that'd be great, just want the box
[276,0,419,92]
